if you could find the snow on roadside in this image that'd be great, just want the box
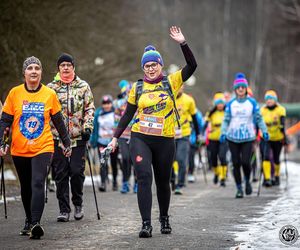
[231,161,300,250]
[0,169,17,181]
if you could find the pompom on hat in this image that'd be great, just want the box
[233,72,248,90]
[141,45,164,69]
[118,79,129,94]
[213,92,225,106]
[264,90,278,102]
[101,95,113,104]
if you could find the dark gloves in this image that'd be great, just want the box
[81,128,91,141]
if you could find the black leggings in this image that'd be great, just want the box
[260,140,283,164]
[13,153,52,224]
[129,132,175,222]
[228,141,253,186]
[207,140,227,167]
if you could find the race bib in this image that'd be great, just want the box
[139,114,164,136]
[20,102,45,140]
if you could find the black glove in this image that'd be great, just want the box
[81,128,91,141]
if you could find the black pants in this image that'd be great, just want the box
[13,153,52,224]
[97,143,119,184]
[228,141,253,186]
[52,143,86,213]
[207,140,227,167]
[129,132,175,222]
[188,145,198,175]
[260,140,283,164]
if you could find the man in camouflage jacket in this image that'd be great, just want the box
[48,53,95,222]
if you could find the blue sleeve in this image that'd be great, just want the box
[196,110,204,131]
[221,102,232,135]
[90,108,100,147]
[250,99,267,134]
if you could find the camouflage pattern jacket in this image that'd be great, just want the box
[47,76,95,147]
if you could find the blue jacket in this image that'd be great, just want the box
[221,97,267,143]
[190,110,204,146]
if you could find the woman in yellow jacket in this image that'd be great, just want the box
[203,92,227,186]
[260,90,286,186]
[109,26,197,238]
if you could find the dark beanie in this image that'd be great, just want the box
[57,53,74,68]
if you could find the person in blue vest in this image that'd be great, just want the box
[90,95,119,192]
[220,73,269,198]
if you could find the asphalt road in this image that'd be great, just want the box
[0,171,281,250]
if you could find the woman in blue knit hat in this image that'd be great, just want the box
[109,26,197,238]
[220,73,269,198]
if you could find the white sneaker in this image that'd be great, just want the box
[188,175,195,183]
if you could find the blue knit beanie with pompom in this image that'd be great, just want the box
[141,45,164,69]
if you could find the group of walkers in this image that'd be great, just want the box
[0,26,291,239]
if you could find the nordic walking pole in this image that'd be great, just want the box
[1,130,9,219]
[86,145,100,220]
[284,145,288,191]
[257,162,263,197]
[199,146,207,184]
[1,157,7,219]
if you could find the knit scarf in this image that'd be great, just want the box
[143,73,164,84]
[60,71,75,84]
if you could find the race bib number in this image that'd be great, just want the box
[20,102,45,140]
[139,114,164,136]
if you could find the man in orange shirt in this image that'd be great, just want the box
[0,56,71,239]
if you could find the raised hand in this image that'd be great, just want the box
[169,26,186,44]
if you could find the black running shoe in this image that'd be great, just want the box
[20,218,31,236]
[99,183,106,192]
[112,181,118,191]
[245,182,252,195]
[29,223,44,239]
[220,179,226,187]
[274,176,280,186]
[264,179,272,187]
[139,221,152,238]
[235,188,244,198]
[160,216,172,234]
[213,175,218,184]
